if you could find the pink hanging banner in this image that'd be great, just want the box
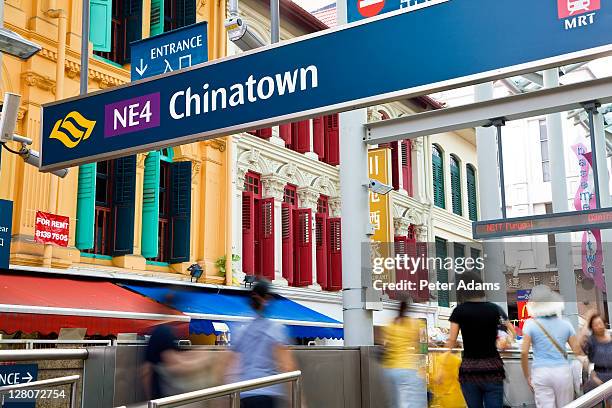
[572,142,605,292]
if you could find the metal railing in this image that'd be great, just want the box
[146,370,302,408]
[564,379,612,408]
[0,374,80,408]
[0,339,111,349]
[0,348,89,361]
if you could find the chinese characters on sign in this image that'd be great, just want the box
[34,211,69,247]
[368,148,393,286]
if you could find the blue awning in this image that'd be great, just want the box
[122,284,343,339]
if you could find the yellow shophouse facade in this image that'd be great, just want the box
[1,0,230,282]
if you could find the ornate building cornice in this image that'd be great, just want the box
[204,138,226,152]
[261,174,287,201]
[21,71,56,95]
[297,186,320,211]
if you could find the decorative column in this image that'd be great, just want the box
[235,162,248,283]
[305,119,319,160]
[269,126,285,147]
[329,197,342,218]
[297,186,321,290]
[393,217,411,237]
[262,174,289,286]
[411,138,426,202]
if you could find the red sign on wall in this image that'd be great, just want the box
[34,211,69,247]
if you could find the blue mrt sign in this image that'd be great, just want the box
[130,22,208,80]
[0,199,13,269]
[40,0,612,171]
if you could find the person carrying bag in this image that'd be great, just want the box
[520,285,584,408]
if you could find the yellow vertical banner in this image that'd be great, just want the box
[368,148,393,287]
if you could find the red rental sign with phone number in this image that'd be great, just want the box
[34,211,69,247]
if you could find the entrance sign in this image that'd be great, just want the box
[40,0,612,171]
[0,199,13,269]
[34,211,69,247]
[130,22,208,80]
[0,363,38,408]
[473,208,612,239]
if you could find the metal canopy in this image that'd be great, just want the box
[365,76,612,144]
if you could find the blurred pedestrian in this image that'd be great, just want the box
[142,324,219,402]
[221,279,297,408]
[381,300,427,408]
[520,285,582,408]
[446,272,515,408]
[579,310,612,406]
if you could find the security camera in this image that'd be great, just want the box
[225,17,266,51]
[0,92,21,143]
[20,148,69,178]
[367,179,393,195]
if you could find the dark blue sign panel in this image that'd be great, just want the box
[0,200,13,269]
[0,363,38,408]
[40,0,612,171]
[130,22,208,81]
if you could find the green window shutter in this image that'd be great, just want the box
[432,154,445,208]
[450,159,462,215]
[76,163,97,250]
[141,152,161,259]
[467,165,478,221]
[169,161,192,263]
[177,0,197,27]
[90,0,113,52]
[111,156,137,256]
[150,0,165,36]
[435,237,449,307]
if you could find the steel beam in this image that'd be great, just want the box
[365,76,612,144]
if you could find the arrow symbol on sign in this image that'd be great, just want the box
[135,59,148,77]
[23,372,33,383]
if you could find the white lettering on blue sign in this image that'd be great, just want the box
[150,35,204,60]
[169,65,318,120]
[565,12,596,30]
[0,226,7,232]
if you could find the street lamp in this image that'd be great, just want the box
[0,27,41,60]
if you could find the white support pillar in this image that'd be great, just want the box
[475,83,508,312]
[262,174,289,286]
[235,161,247,283]
[591,108,612,320]
[305,119,319,160]
[298,186,322,291]
[269,126,285,147]
[338,0,374,347]
[544,69,579,328]
[412,138,426,201]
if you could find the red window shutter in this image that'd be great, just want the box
[325,114,340,165]
[391,235,408,300]
[391,141,400,190]
[315,213,328,289]
[416,241,429,302]
[327,217,342,291]
[295,120,311,154]
[402,140,413,196]
[313,117,325,160]
[242,191,255,275]
[260,198,275,280]
[280,124,292,147]
[258,128,272,139]
[281,203,294,285]
[293,208,313,286]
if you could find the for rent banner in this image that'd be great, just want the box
[34,211,69,247]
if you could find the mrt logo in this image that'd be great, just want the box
[558,0,600,18]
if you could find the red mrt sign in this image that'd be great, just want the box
[35,211,69,247]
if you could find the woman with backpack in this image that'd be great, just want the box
[520,285,583,408]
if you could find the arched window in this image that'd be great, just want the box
[467,165,478,221]
[432,145,445,208]
[450,155,462,215]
